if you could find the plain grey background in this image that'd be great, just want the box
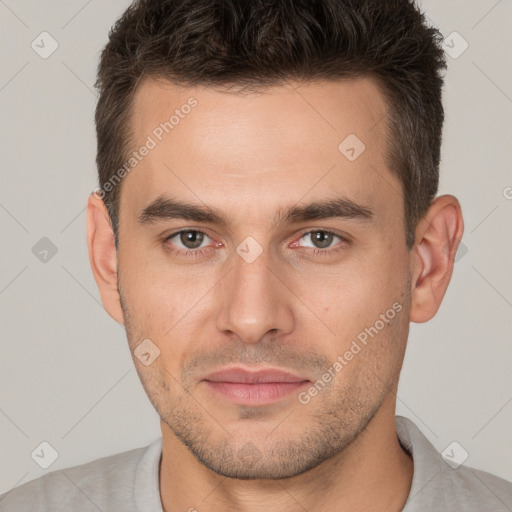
[1,0,511,495]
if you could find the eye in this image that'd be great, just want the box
[295,230,348,254]
[164,229,215,257]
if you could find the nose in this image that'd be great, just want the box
[215,244,295,344]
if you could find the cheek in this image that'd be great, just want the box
[305,252,408,353]
[120,244,203,318]
[320,301,408,403]
[119,256,217,371]
[316,270,388,320]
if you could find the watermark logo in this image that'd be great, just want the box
[31,32,59,59]
[442,32,469,59]
[32,237,58,263]
[31,441,59,469]
[236,236,263,264]
[338,134,366,161]
[442,441,469,469]
[134,338,161,366]
[236,442,262,469]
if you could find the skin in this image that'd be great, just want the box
[87,77,464,511]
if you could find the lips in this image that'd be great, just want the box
[202,366,310,405]
[204,367,308,384]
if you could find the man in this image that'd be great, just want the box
[1,0,511,510]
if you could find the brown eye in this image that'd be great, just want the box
[178,230,205,249]
[292,230,350,258]
[310,231,334,249]
[165,230,212,253]
[299,230,339,249]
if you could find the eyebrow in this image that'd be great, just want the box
[138,195,374,226]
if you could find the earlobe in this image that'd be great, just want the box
[86,192,125,325]
[409,195,464,323]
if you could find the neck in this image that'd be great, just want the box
[159,396,413,512]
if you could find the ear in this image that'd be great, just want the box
[86,191,125,325]
[409,194,464,323]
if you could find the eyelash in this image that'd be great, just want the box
[163,229,349,259]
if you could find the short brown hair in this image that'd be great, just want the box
[95,0,447,249]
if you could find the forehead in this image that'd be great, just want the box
[130,77,388,158]
[122,77,402,229]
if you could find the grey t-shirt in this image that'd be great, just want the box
[1,416,511,511]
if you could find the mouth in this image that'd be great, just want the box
[202,366,310,406]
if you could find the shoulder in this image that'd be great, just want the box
[396,416,512,511]
[442,463,512,510]
[0,439,161,512]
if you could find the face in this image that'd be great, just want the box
[116,77,414,479]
